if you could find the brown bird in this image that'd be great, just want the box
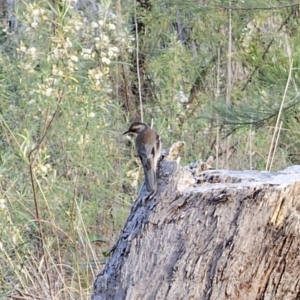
[123,122,161,194]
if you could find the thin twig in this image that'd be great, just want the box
[27,94,64,297]
[134,0,143,122]
[266,60,293,171]
[226,3,232,168]
[249,121,252,170]
[270,121,283,170]
[216,47,221,169]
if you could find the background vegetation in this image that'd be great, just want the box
[0,0,300,298]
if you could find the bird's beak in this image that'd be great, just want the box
[123,130,130,135]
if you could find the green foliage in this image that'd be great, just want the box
[0,0,133,297]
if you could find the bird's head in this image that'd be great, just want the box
[123,122,148,136]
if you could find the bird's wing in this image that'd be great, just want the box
[138,143,154,170]
[138,143,156,192]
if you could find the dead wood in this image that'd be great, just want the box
[92,159,300,300]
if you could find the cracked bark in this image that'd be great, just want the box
[92,160,300,300]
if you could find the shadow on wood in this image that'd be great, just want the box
[92,159,300,300]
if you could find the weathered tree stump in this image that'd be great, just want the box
[92,158,300,300]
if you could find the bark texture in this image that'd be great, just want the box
[92,159,300,300]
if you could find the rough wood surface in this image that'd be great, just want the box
[92,159,300,300]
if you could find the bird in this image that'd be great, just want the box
[123,122,161,194]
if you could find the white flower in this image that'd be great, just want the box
[131,179,138,188]
[65,37,73,48]
[40,165,48,173]
[107,50,114,58]
[74,21,83,31]
[52,48,61,59]
[32,9,40,17]
[68,60,74,68]
[111,46,119,53]
[27,99,36,105]
[91,22,98,28]
[27,47,36,56]
[89,112,95,118]
[101,34,110,44]
[53,78,60,85]
[24,63,32,70]
[82,48,92,54]
[0,199,7,210]
[31,21,38,28]
[45,88,53,97]
[70,55,78,62]
[101,57,111,65]
[107,23,116,30]
[88,69,95,76]
[175,91,188,103]
[94,72,103,80]
[95,42,101,50]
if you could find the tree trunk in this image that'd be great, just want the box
[92,158,300,300]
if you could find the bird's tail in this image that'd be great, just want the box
[138,146,159,194]
[144,167,157,193]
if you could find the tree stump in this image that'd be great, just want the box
[92,158,300,300]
